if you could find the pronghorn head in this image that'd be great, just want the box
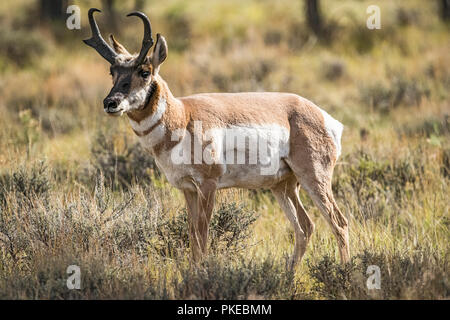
[83,8,167,116]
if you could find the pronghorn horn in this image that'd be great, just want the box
[83,8,117,64]
[127,11,154,66]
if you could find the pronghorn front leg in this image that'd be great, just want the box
[183,189,201,260]
[183,180,217,261]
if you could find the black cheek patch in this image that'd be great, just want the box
[119,74,133,94]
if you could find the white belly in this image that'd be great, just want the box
[155,124,291,190]
[217,160,292,189]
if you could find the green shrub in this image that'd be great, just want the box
[399,114,449,138]
[360,75,430,112]
[173,256,296,299]
[332,151,424,221]
[210,202,259,250]
[151,202,258,258]
[0,25,47,67]
[90,131,159,190]
[308,249,449,299]
[396,8,420,27]
[0,161,50,206]
[0,175,261,299]
[323,59,346,81]
[441,147,450,179]
[164,4,191,52]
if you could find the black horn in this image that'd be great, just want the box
[127,11,154,66]
[83,8,117,64]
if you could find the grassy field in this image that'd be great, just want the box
[0,0,448,299]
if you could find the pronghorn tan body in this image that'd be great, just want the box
[83,8,350,267]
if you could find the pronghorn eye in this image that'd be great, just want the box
[140,70,150,79]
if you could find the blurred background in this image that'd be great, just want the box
[0,0,448,168]
[0,0,448,299]
[0,0,448,171]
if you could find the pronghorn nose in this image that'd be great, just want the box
[103,98,117,110]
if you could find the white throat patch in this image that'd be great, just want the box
[129,97,167,132]
[129,97,167,149]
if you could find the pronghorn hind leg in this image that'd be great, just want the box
[291,182,315,251]
[308,183,349,263]
[288,161,350,264]
[271,176,314,270]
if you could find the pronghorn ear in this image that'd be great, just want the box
[109,34,131,56]
[150,34,167,75]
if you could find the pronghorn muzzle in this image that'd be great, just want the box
[103,95,123,114]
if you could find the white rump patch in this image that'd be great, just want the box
[318,108,344,158]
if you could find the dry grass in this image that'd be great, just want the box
[0,0,448,299]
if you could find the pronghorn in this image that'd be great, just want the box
[83,8,350,268]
